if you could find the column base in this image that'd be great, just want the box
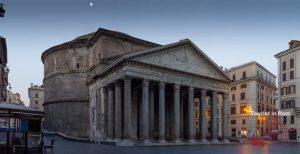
[119,139,134,146]
[211,139,219,143]
[188,139,196,143]
[174,139,181,143]
[143,139,151,145]
[159,139,167,143]
[223,138,230,143]
[200,139,208,143]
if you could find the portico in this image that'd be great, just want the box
[88,39,230,145]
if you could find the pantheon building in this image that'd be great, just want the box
[42,28,230,145]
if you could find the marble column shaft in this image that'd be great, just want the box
[142,79,150,140]
[124,77,132,140]
[159,82,166,141]
[211,91,218,141]
[114,81,122,140]
[107,86,114,139]
[188,87,195,141]
[100,87,108,139]
[149,85,155,139]
[174,84,180,141]
[222,93,229,140]
[200,90,207,142]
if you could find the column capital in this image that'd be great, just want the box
[201,89,207,96]
[142,79,149,87]
[124,76,131,81]
[222,92,228,99]
[114,80,122,87]
[188,86,194,91]
[174,84,180,90]
[212,91,218,96]
[107,85,114,90]
[159,81,165,88]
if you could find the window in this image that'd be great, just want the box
[35,93,38,98]
[232,74,236,81]
[292,85,296,94]
[283,61,286,71]
[283,73,286,81]
[231,86,236,91]
[242,71,247,79]
[290,58,294,68]
[232,94,235,101]
[241,84,247,89]
[240,106,247,114]
[287,86,292,94]
[283,116,287,124]
[35,101,38,105]
[242,119,246,125]
[241,93,246,100]
[280,101,284,109]
[76,63,80,69]
[291,116,294,124]
[290,70,294,79]
[231,120,236,124]
[281,87,285,95]
[230,107,236,114]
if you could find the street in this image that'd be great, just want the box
[44,136,300,154]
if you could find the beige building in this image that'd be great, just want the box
[7,89,22,104]
[28,84,44,111]
[226,61,277,138]
[275,40,300,140]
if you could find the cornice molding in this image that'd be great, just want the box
[43,69,87,82]
[43,99,89,106]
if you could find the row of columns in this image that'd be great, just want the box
[104,77,229,143]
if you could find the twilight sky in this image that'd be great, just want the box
[0,0,300,105]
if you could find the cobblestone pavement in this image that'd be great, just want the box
[44,136,300,154]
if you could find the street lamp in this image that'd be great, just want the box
[0,3,5,17]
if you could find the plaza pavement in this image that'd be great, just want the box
[44,136,300,154]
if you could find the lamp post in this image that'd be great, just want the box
[0,3,6,17]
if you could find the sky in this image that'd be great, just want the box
[0,0,300,105]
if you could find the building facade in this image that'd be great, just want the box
[226,62,277,138]
[6,90,22,104]
[0,36,8,102]
[42,28,230,144]
[28,84,44,111]
[275,40,300,141]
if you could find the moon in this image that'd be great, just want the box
[89,2,93,6]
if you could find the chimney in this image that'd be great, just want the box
[289,40,300,49]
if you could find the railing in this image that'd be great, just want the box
[0,131,43,154]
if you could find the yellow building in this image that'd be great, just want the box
[226,61,277,138]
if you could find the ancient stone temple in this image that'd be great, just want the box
[42,28,230,145]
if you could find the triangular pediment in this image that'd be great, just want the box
[129,40,229,81]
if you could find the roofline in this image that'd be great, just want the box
[226,61,276,78]
[41,28,161,63]
[91,39,231,82]
[274,46,300,58]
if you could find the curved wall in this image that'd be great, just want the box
[42,32,157,139]
[43,46,90,138]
